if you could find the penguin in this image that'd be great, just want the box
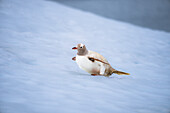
[72,43,130,76]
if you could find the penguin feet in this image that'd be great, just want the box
[91,74,101,76]
[72,57,76,61]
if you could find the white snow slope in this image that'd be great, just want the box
[0,0,170,113]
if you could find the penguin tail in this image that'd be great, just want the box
[112,68,130,75]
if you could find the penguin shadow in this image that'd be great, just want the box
[109,75,133,79]
[64,70,90,77]
[63,69,132,79]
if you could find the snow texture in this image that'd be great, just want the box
[0,0,170,113]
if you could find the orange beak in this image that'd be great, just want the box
[72,47,77,50]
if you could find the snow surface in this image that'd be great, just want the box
[0,0,170,113]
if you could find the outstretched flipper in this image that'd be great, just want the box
[88,57,109,65]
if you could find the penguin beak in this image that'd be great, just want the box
[72,47,77,50]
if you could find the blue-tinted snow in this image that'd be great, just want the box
[0,0,170,113]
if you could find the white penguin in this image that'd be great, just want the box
[72,43,130,76]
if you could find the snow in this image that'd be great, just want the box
[0,0,170,113]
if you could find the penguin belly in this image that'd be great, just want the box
[76,55,100,74]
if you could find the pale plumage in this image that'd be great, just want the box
[76,50,104,75]
[72,43,130,76]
